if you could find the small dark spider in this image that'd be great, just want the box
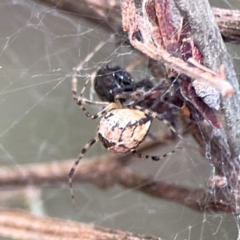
[94,63,154,103]
[94,63,136,102]
[70,64,183,202]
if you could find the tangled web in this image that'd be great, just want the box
[0,0,240,240]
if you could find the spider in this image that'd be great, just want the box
[94,63,154,103]
[69,64,183,201]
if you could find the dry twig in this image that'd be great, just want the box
[0,143,231,213]
[122,0,233,96]
[212,7,240,43]
[0,209,162,240]
[38,0,240,43]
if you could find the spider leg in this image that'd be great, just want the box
[72,71,90,101]
[69,136,99,204]
[76,101,119,119]
[130,105,184,141]
[75,97,109,107]
[72,41,106,101]
[115,90,146,103]
[118,89,163,107]
[159,74,180,101]
[72,66,121,119]
[131,146,183,161]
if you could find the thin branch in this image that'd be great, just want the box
[0,209,162,240]
[37,0,240,43]
[212,7,240,43]
[122,0,233,96]
[0,136,174,187]
[0,143,231,213]
[174,0,240,158]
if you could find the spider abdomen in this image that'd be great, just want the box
[98,109,152,153]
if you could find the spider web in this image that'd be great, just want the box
[0,0,240,240]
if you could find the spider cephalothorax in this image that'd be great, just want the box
[94,63,136,102]
[94,63,154,104]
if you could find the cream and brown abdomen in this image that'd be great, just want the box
[98,108,152,153]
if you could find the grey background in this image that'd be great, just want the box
[0,0,240,239]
